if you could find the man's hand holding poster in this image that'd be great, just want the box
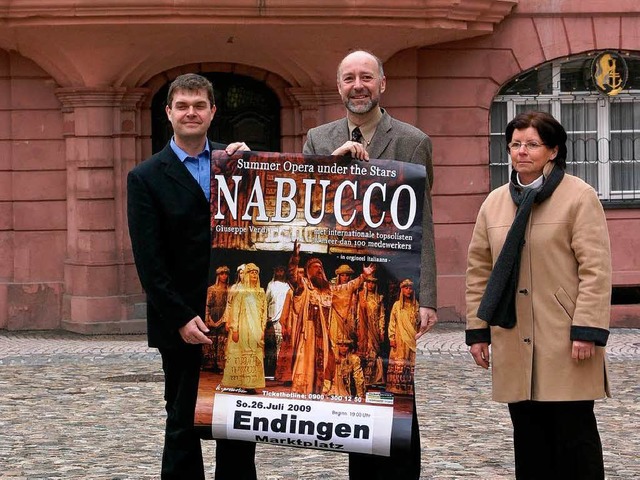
[195,151,427,457]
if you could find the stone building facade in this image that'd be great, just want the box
[0,0,638,332]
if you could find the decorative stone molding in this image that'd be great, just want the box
[0,2,522,89]
[55,88,148,113]
[0,1,519,26]
[285,87,340,110]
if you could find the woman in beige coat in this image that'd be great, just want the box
[466,111,611,480]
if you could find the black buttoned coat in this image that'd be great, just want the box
[127,141,225,348]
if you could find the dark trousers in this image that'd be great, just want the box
[508,400,604,480]
[348,399,421,480]
[159,346,257,480]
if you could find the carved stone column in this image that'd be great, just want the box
[56,87,148,333]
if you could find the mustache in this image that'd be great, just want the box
[349,89,371,98]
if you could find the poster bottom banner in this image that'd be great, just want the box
[211,392,394,456]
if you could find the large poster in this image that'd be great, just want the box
[195,151,427,457]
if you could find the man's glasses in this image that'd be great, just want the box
[508,141,546,152]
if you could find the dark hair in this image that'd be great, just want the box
[505,111,567,169]
[166,73,215,108]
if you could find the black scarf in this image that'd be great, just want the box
[476,164,565,329]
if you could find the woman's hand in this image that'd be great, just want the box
[572,340,595,360]
[470,342,490,369]
[416,307,437,340]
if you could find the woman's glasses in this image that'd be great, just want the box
[508,141,545,152]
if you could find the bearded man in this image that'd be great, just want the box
[287,241,373,395]
[302,50,438,480]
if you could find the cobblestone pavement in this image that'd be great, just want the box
[0,324,638,479]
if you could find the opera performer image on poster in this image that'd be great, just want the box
[195,150,427,458]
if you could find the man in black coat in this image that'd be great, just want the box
[127,73,257,479]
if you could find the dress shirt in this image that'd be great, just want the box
[348,107,383,151]
[170,137,211,200]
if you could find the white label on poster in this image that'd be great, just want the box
[212,393,393,456]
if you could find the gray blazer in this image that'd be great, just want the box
[303,110,437,308]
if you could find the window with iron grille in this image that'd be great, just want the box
[490,52,640,204]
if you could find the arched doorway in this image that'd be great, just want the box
[151,72,281,153]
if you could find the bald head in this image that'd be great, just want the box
[337,50,384,81]
[337,50,386,116]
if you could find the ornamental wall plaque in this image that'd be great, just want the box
[592,51,628,96]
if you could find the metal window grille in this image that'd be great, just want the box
[490,54,640,205]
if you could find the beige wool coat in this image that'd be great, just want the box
[466,172,612,403]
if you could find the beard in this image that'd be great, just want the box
[310,270,331,290]
[345,92,379,115]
